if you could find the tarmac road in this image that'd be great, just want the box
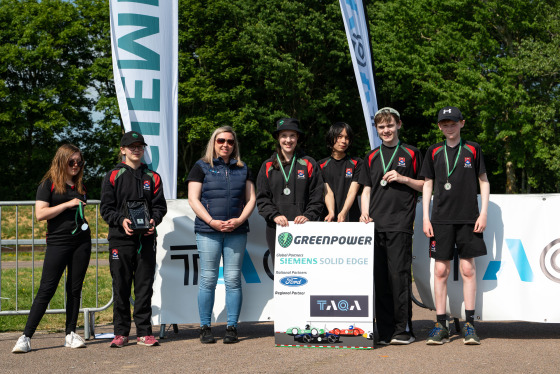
[1,285,559,374]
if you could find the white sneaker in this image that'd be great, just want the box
[65,332,86,349]
[12,335,31,353]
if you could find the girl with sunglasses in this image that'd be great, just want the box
[187,126,256,344]
[13,144,91,353]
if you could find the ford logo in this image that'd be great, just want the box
[279,276,308,287]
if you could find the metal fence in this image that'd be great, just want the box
[0,200,112,339]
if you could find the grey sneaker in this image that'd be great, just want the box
[463,323,481,345]
[426,323,450,345]
[199,325,216,344]
[12,335,31,353]
[223,325,239,344]
[390,333,415,345]
[65,332,86,348]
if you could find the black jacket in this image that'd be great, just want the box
[256,152,324,227]
[100,162,167,246]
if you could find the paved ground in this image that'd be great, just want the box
[2,285,559,374]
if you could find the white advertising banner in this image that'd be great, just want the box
[151,200,274,325]
[413,194,560,323]
[338,0,380,150]
[273,222,374,349]
[110,0,179,199]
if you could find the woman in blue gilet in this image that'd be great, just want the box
[187,126,256,344]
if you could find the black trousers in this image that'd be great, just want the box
[374,231,414,341]
[109,237,156,337]
[24,240,91,337]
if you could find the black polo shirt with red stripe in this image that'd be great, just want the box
[359,143,423,234]
[318,155,362,222]
[420,140,486,224]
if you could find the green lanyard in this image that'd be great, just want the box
[276,154,296,195]
[380,141,401,174]
[444,139,462,178]
[71,202,87,235]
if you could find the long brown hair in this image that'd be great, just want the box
[202,126,244,167]
[40,144,85,195]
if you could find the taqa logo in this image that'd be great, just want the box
[277,232,293,248]
[310,295,368,317]
[279,276,308,287]
[345,168,353,178]
[398,157,405,167]
[464,157,472,168]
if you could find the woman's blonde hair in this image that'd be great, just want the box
[202,126,244,167]
[40,144,85,195]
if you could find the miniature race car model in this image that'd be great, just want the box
[295,331,340,344]
[329,325,365,336]
[286,324,325,337]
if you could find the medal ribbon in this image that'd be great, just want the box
[444,139,462,179]
[379,141,401,174]
[276,154,296,188]
[71,201,85,235]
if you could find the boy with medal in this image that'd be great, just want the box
[256,118,324,261]
[319,122,363,222]
[359,107,424,345]
[420,106,490,345]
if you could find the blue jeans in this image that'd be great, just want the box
[196,232,247,327]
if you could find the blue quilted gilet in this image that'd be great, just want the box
[194,158,250,233]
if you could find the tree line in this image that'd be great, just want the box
[0,0,558,199]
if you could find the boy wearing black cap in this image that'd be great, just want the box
[359,107,424,345]
[100,131,167,348]
[420,106,490,345]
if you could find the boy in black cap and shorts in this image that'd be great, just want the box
[359,107,424,345]
[420,106,490,345]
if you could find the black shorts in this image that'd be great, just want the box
[429,224,487,261]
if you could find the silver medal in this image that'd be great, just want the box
[444,182,452,190]
[380,180,387,187]
[283,187,291,195]
[81,223,89,231]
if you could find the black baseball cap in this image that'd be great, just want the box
[437,106,463,123]
[273,118,305,138]
[120,131,147,147]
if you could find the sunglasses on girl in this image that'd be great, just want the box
[68,160,84,168]
[216,138,235,146]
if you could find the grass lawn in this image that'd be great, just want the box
[1,204,109,241]
[2,249,109,263]
[0,265,114,333]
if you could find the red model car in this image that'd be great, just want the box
[329,325,364,336]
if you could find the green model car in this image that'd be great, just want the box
[286,324,325,337]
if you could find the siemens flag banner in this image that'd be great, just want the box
[110,0,178,199]
[338,0,380,150]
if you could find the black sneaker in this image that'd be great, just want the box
[223,325,239,344]
[199,325,216,344]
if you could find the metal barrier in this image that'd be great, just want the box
[0,200,113,340]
